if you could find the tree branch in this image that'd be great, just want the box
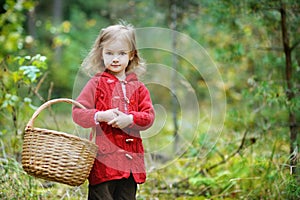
[291,40,300,51]
[206,130,248,171]
[256,46,283,51]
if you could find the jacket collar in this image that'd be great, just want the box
[99,71,138,83]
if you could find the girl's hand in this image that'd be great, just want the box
[108,109,133,129]
[96,108,118,123]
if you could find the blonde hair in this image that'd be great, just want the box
[81,23,146,76]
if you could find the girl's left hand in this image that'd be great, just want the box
[107,109,133,129]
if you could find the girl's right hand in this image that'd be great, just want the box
[96,108,118,123]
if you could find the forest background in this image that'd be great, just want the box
[0,0,300,199]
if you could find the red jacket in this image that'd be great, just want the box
[72,72,155,185]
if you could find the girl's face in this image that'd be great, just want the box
[102,39,133,78]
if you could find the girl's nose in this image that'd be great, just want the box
[112,57,119,63]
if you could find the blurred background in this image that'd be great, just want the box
[0,0,299,199]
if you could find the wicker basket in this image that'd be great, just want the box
[22,98,98,186]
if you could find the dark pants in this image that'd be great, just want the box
[88,175,137,200]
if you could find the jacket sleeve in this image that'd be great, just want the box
[72,75,98,128]
[128,84,155,131]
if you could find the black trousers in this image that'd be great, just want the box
[88,175,137,200]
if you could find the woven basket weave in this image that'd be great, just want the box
[22,98,98,186]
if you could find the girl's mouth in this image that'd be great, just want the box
[111,65,120,67]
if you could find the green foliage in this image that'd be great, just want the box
[0,0,299,199]
[0,0,48,157]
[0,55,48,155]
[285,175,300,199]
[0,0,35,56]
[0,156,43,199]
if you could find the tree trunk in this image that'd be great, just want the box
[27,8,36,39]
[170,0,179,153]
[53,0,63,63]
[280,3,298,176]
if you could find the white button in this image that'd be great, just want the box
[126,138,134,143]
[125,153,133,160]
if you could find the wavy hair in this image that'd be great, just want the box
[81,22,146,77]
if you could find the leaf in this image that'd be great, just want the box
[24,97,38,110]
[19,65,40,82]
[1,94,19,108]
[189,176,216,187]
[17,57,25,65]
[12,72,20,83]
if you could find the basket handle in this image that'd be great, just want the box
[26,98,86,128]
[25,98,96,142]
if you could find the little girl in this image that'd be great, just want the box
[72,23,155,200]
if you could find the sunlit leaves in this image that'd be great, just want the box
[0,0,36,55]
[0,0,47,162]
[23,97,38,110]
[13,54,47,83]
[19,66,40,82]
[1,94,19,109]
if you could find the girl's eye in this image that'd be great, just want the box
[119,51,127,56]
[105,52,113,55]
